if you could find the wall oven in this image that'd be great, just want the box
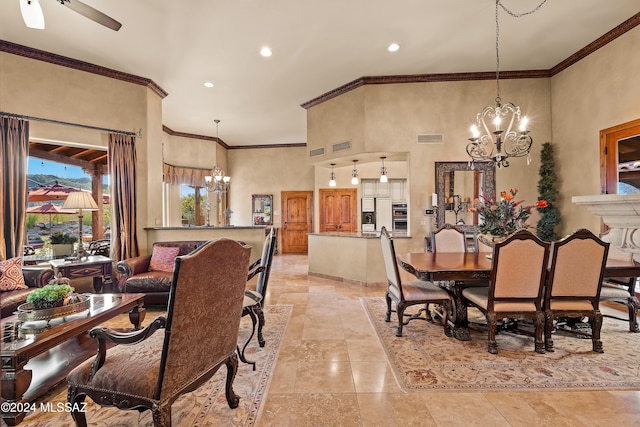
[392,203,407,232]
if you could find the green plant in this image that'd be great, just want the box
[536,142,561,241]
[470,189,548,236]
[49,232,78,244]
[26,284,75,309]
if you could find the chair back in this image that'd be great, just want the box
[545,229,609,306]
[255,228,277,298]
[156,238,251,400]
[380,227,403,300]
[489,230,550,311]
[432,223,466,253]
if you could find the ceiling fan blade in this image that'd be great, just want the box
[60,0,122,31]
[20,0,46,29]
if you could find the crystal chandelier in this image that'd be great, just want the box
[466,0,543,169]
[205,119,230,195]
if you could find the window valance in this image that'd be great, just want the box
[163,163,210,187]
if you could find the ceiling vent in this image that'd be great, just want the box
[332,141,351,152]
[417,133,444,144]
[309,147,325,157]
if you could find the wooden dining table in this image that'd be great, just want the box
[398,251,640,340]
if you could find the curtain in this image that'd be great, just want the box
[163,163,210,187]
[108,133,139,262]
[0,117,29,260]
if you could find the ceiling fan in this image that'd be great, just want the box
[20,0,122,31]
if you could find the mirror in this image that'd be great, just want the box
[435,161,496,232]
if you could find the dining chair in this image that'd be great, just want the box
[598,232,639,332]
[544,229,609,353]
[431,223,468,253]
[461,230,550,354]
[380,226,451,337]
[66,238,252,426]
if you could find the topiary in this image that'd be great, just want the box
[536,142,561,241]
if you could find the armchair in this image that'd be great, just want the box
[67,238,252,426]
[116,241,207,305]
[1,263,55,319]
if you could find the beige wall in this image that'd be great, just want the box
[551,25,640,234]
[0,52,163,253]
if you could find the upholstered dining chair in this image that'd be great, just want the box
[544,229,609,353]
[66,238,252,427]
[598,232,639,332]
[431,223,469,253]
[462,230,550,354]
[380,226,451,337]
[244,227,277,348]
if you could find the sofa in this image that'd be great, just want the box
[115,241,207,305]
[1,265,55,319]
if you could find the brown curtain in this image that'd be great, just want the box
[108,133,139,262]
[163,163,210,187]
[0,117,29,260]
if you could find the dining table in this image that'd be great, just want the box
[398,251,640,341]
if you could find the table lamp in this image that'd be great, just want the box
[62,191,98,259]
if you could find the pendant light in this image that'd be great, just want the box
[329,163,337,187]
[351,160,359,185]
[379,157,388,183]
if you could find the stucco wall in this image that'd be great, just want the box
[551,25,640,234]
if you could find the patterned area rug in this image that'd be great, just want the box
[362,297,640,392]
[15,305,292,426]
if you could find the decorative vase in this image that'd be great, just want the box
[477,233,509,248]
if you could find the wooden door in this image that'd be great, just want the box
[600,118,640,195]
[319,188,357,232]
[281,191,313,253]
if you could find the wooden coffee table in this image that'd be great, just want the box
[0,293,145,425]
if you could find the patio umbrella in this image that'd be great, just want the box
[28,182,81,202]
[26,202,77,229]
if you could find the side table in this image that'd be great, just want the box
[49,255,113,293]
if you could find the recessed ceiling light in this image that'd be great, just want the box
[388,43,400,52]
[204,82,214,88]
[260,47,272,57]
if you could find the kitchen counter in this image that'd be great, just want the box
[308,231,411,239]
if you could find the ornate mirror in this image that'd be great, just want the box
[435,161,496,233]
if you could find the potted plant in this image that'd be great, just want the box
[26,283,75,309]
[49,232,78,257]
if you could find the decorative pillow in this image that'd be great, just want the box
[0,257,28,291]
[149,246,180,273]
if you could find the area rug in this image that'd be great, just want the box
[15,304,292,427]
[362,297,640,392]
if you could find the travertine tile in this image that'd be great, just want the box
[357,392,438,427]
[350,361,400,393]
[294,361,355,393]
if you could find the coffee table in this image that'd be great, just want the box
[0,293,145,425]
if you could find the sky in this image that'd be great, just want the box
[28,158,89,179]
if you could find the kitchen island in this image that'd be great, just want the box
[308,231,414,285]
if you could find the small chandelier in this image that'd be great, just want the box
[379,156,388,183]
[351,160,359,185]
[329,163,337,187]
[466,0,539,169]
[205,119,230,194]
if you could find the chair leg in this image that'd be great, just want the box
[256,306,266,347]
[628,296,639,333]
[396,303,406,337]
[592,311,604,353]
[384,292,392,323]
[544,312,555,352]
[534,311,545,354]
[67,385,88,427]
[424,303,433,322]
[487,313,498,354]
[442,299,452,337]
[152,404,172,427]
[224,353,241,408]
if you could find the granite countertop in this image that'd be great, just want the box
[144,225,266,230]
[308,231,411,239]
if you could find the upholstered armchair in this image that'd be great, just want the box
[1,260,55,319]
[115,241,207,305]
[431,223,468,253]
[67,238,252,426]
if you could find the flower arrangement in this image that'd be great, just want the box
[470,188,547,237]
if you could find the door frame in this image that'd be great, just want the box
[600,118,640,195]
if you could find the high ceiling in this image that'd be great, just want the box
[1,1,639,147]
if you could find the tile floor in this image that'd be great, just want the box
[257,254,640,427]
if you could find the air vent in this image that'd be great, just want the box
[417,133,444,144]
[332,141,351,152]
[309,147,325,157]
